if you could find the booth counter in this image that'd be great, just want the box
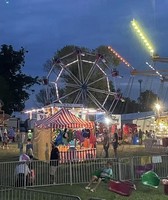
[59,147,96,163]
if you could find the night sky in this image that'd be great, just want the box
[1,0,168,109]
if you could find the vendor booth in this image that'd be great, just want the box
[34,108,96,162]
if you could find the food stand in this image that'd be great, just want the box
[154,115,168,147]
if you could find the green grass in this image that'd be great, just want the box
[0,143,168,199]
[36,182,168,200]
[0,142,163,162]
[0,143,20,162]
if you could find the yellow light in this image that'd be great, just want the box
[155,103,161,111]
[131,19,155,55]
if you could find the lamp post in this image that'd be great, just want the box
[0,100,4,127]
[138,79,143,96]
[138,80,143,111]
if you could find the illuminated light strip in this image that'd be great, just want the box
[108,46,134,69]
[146,62,163,78]
[131,19,154,55]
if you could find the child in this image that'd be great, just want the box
[26,139,34,160]
[2,132,9,149]
[85,161,113,192]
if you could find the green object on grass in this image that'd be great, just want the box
[141,171,160,188]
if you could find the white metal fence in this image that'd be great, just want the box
[0,155,167,189]
[0,185,81,200]
[120,155,168,180]
[0,158,125,188]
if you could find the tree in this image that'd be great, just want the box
[137,90,159,112]
[111,97,140,114]
[37,45,120,111]
[0,44,39,114]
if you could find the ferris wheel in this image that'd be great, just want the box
[43,48,123,113]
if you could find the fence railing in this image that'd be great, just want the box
[0,185,81,200]
[0,158,127,188]
[0,155,167,188]
[120,155,168,180]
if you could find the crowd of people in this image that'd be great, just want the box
[0,126,34,152]
[0,125,158,191]
[96,127,157,160]
[130,129,156,145]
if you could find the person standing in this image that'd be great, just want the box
[50,143,60,184]
[27,130,33,140]
[8,127,16,142]
[103,130,110,158]
[112,132,119,159]
[138,129,143,145]
[0,127,2,142]
[26,139,34,160]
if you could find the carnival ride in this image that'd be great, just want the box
[130,18,168,137]
[39,16,168,129]
[42,47,133,114]
[40,19,162,117]
[130,19,168,91]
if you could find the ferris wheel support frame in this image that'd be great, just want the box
[45,48,122,113]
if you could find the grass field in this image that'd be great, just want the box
[0,141,163,161]
[0,142,168,199]
[36,183,168,200]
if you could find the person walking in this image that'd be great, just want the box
[112,132,119,159]
[2,132,9,149]
[103,130,110,158]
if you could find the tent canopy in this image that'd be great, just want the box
[35,108,94,129]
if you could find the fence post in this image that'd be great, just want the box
[24,162,26,189]
[69,161,73,185]
[118,161,122,181]
[130,156,134,182]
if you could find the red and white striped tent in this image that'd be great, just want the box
[36,108,94,129]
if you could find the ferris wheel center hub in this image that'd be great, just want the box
[81,84,87,90]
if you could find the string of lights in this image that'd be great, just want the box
[131,19,154,56]
[107,46,134,69]
[146,62,163,79]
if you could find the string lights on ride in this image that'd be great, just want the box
[146,62,163,79]
[107,46,133,69]
[131,19,154,56]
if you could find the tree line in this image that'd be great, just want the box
[0,44,159,115]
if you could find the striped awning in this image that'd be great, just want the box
[36,108,94,129]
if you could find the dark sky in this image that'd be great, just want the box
[1,0,168,109]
